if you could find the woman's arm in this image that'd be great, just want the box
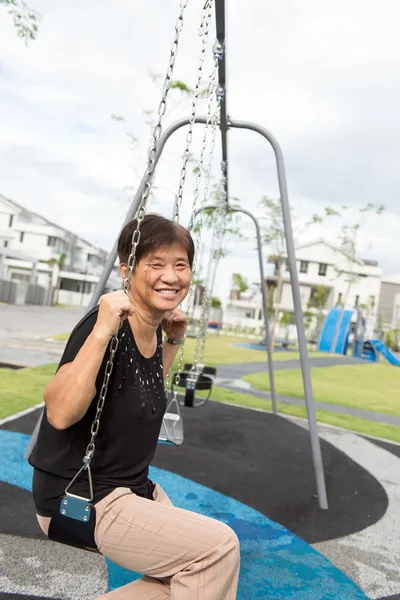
[161,309,188,379]
[45,291,134,430]
[162,340,182,378]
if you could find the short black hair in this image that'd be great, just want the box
[117,213,194,268]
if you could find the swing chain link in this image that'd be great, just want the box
[164,73,218,393]
[167,68,220,391]
[165,7,220,393]
[126,0,189,290]
[194,203,226,365]
[191,49,222,366]
[174,0,213,223]
[81,0,189,471]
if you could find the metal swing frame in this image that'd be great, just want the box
[85,114,328,510]
[26,0,328,511]
[86,0,328,511]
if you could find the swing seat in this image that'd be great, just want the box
[48,494,99,552]
[173,364,217,408]
[158,411,184,445]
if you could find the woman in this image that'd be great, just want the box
[29,213,240,600]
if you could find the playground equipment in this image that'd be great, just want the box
[25,0,329,511]
[318,307,400,366]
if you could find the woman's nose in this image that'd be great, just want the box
[161,267,179,283]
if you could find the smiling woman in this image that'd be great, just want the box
[117,214,194,316]
[28,212,241,600]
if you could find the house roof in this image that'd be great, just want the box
[0,194,108,255]
[293,238,379,268]
[0,248,38,262]
[382,273,400,285]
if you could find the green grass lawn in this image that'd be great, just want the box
[1,362,399,443]
[209,386,400,444]
[244,363,400,417]
[50,331,322,364]
[0,364,56,419]
[172,334,323,366]
[51,333,70,341]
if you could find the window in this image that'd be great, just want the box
[47,236,56,247]
[337,292,343,306]
[4,241,8,248]
[20,232,24,243]
[299,261,309,274]
[11,272,30,282]
[318,263,328,276]
[9,215,14,227]
[354,295,359,308]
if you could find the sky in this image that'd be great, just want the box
[1,0,400,301]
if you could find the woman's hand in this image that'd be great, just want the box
[93,290,134,344]
[161,309,187,341]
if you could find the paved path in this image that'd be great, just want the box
[0,305,84,367]
[0,304,85,340]
[216,355,366,378]
[216,381,400,427]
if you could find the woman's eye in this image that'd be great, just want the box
[152,263,163,268]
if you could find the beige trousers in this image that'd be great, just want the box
[36,483,240,600]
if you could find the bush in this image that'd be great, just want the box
[385,329,400,351]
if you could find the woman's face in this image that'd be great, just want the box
[125,243,192,314]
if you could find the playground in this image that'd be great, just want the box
[1,303,400,599]
[1,0,400,599]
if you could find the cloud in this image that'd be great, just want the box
[1,0,400,303]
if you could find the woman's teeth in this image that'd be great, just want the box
[156,289,177,295]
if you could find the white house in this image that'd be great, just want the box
[225,239,383,338]
[377,273,400,330]
[0,194,120,306]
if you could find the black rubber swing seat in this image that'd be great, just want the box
[173,364,217,408]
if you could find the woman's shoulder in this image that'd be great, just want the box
[57,307,100,371]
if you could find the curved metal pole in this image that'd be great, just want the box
[228,119,328,510]
[88,117,209,311]
[194,204,277,414]
[24,117,210,460]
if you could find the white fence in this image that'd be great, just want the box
[57,290,93,307]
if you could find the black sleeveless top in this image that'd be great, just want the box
[29,308,167,516]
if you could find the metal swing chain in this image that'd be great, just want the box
[173,0,213,222]
[166,99,220,396]
[79,0,189,474]
[164,39,220,395]
[190,42,224,366]
[194,202,227,366]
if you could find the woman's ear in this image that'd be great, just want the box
[119,263,127,280]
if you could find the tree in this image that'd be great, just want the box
[192,193,247,258]
[260,196,329,351]
[231,272,248,298]
[267,285,275,319]
[44,252,67,304]
[312,284,330,339]
[280,311,291,345]
[211,297,222,309]
[1,0,40,43]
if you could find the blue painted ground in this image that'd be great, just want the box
[0,429,368,600]
[234,343,290,352]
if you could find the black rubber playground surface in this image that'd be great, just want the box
[1,402,387,545]
[1,400,396,599]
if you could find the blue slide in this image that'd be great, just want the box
[318,308,353,354]
[368,339,400,366]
